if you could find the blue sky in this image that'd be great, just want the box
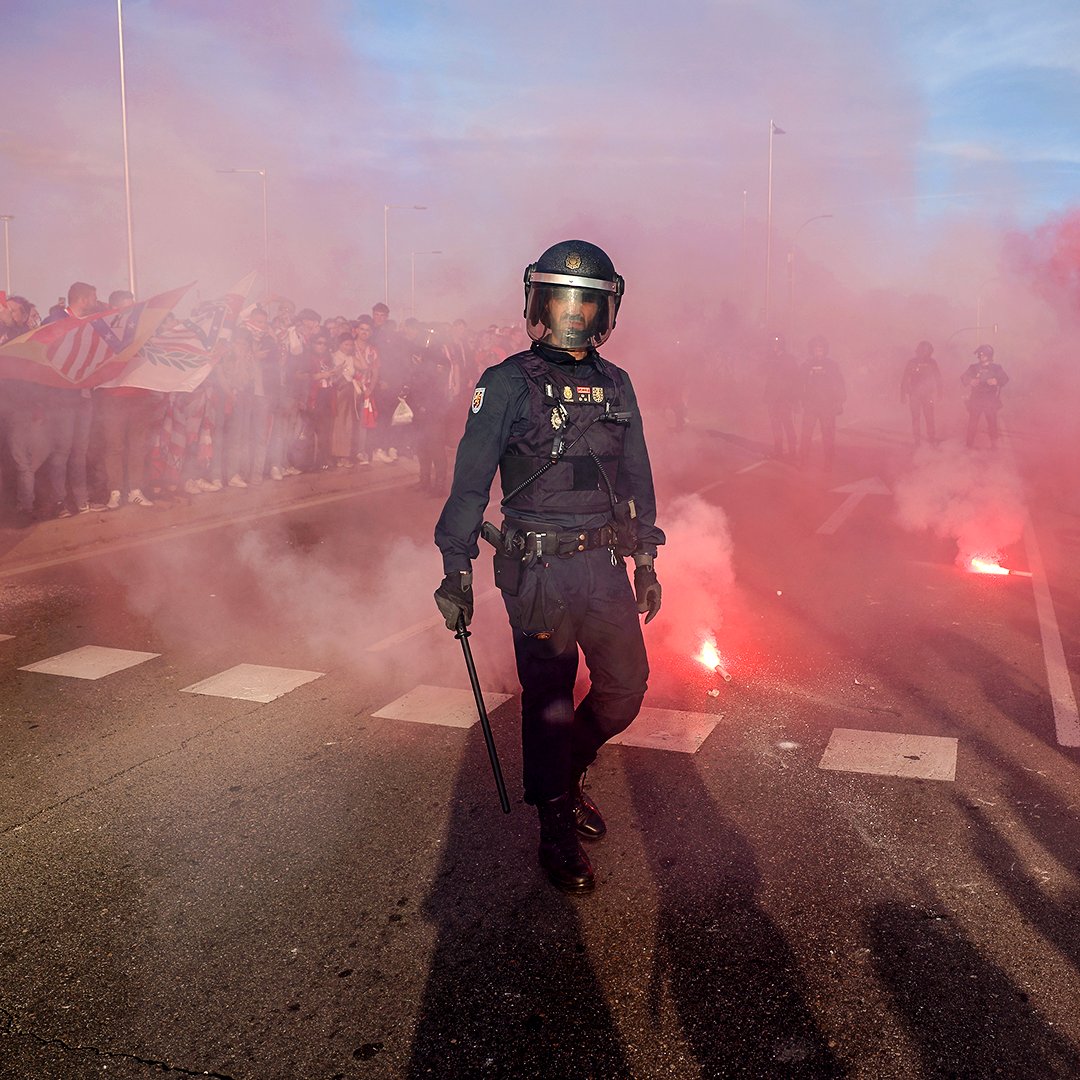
[2,0,1077,330]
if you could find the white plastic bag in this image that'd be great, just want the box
[391,397,414,426]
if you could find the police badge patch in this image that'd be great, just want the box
[562,386,574,401]
[472,387,485,413]
[592,387,605,403]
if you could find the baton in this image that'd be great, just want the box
[455,613,511,814]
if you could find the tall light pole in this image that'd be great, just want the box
[384,204,426,308]
[411,250,442,317]
[218,168,270,298]
[764,120,785,328]
[787,214,833,316]
[976,276,1001,340]
[116,0,137,296]
[0,215,12,294]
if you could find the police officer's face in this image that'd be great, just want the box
[547,292,598,336]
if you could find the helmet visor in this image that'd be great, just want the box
[525,284,616,350]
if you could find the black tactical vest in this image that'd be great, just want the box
[499,351,628,518]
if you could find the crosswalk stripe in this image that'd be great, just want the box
[819,727,957,781]
[180,663,324,703]
[19,645,160,680]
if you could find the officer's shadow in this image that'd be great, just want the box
[623,749,846,1078]
[405,710,631,1079]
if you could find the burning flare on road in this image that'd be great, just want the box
[967,555,1032,578]
[696,635,732,682]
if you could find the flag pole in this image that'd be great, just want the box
[764,119,778,328]
[117,0,137,297]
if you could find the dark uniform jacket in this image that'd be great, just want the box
[961,361,1009,406]
[900,356,943,401]
[799,356,846,415]
[435,342,664,573]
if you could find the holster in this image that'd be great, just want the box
[612,497,639,558]
[482,520,532,597]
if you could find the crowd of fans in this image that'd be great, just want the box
[0,282,530,529]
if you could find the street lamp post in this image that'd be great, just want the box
[975,276,1001,341]
[384,204,427,308]
[411,250,443,317]
[787,214,834,316]
[0,215,12,294]
[116,0,137,295]
[218,168,270,298]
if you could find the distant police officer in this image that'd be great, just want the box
[434,240,664,893]
[798,335,846,469]
[763,333,799,459]
[900,340,943,446]
[962,344,1009,449]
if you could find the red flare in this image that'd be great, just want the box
[969,556,1009,575]
[695,636,732,681]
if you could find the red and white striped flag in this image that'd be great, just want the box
[0,283,193,389]
[97,272,257,392]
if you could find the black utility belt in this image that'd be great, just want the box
[517,524,618,557]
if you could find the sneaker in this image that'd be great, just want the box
[57,506,74,519]
[105,490,122,510]
[387,447,399,461]
[372,449,392,464]
[184,479,203,495]
[197,478,223,492]
[227,475,248,488]
[269,466,284,481]
[283,465,301,476]
[128,489,154,507]
[77,504,91,514]
[355,452,369,464]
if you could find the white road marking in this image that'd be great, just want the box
[819,727,957,781]
[1023,519,1080,747]
[608,706,717,754]
[180,663,324,703]
[366,587,500,652]
[0,475,408,580]
[815,477,892,535]
[0,633,13,641]
[694,458,766,496]
[736,459,767,475]
[20,645,160,680]
[372,684,512,729]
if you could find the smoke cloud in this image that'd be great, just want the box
[893,444,1026,568]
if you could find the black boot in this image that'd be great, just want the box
[572,768,606,840]
[537,792,595,893]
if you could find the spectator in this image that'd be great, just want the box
[351,316,378,465]
[329,332,358,468]
[246,308,280,485]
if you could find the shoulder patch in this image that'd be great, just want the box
[471,387,486,413]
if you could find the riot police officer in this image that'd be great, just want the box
[762,333,799,458]
[900,340,943,445]
[962,343,1009,449]
[798,335,846,469]
[433,240,664,893]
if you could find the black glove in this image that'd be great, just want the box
[435,570,473,631]
[633,563,662,624]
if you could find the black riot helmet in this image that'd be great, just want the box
[974,343,994,360]
[523,240,624,352]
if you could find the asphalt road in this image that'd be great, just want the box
[2,417,1080,1079]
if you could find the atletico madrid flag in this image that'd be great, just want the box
[0,283,193,389]
[96,271,257,393]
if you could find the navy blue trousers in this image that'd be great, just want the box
[504,546,649,804]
